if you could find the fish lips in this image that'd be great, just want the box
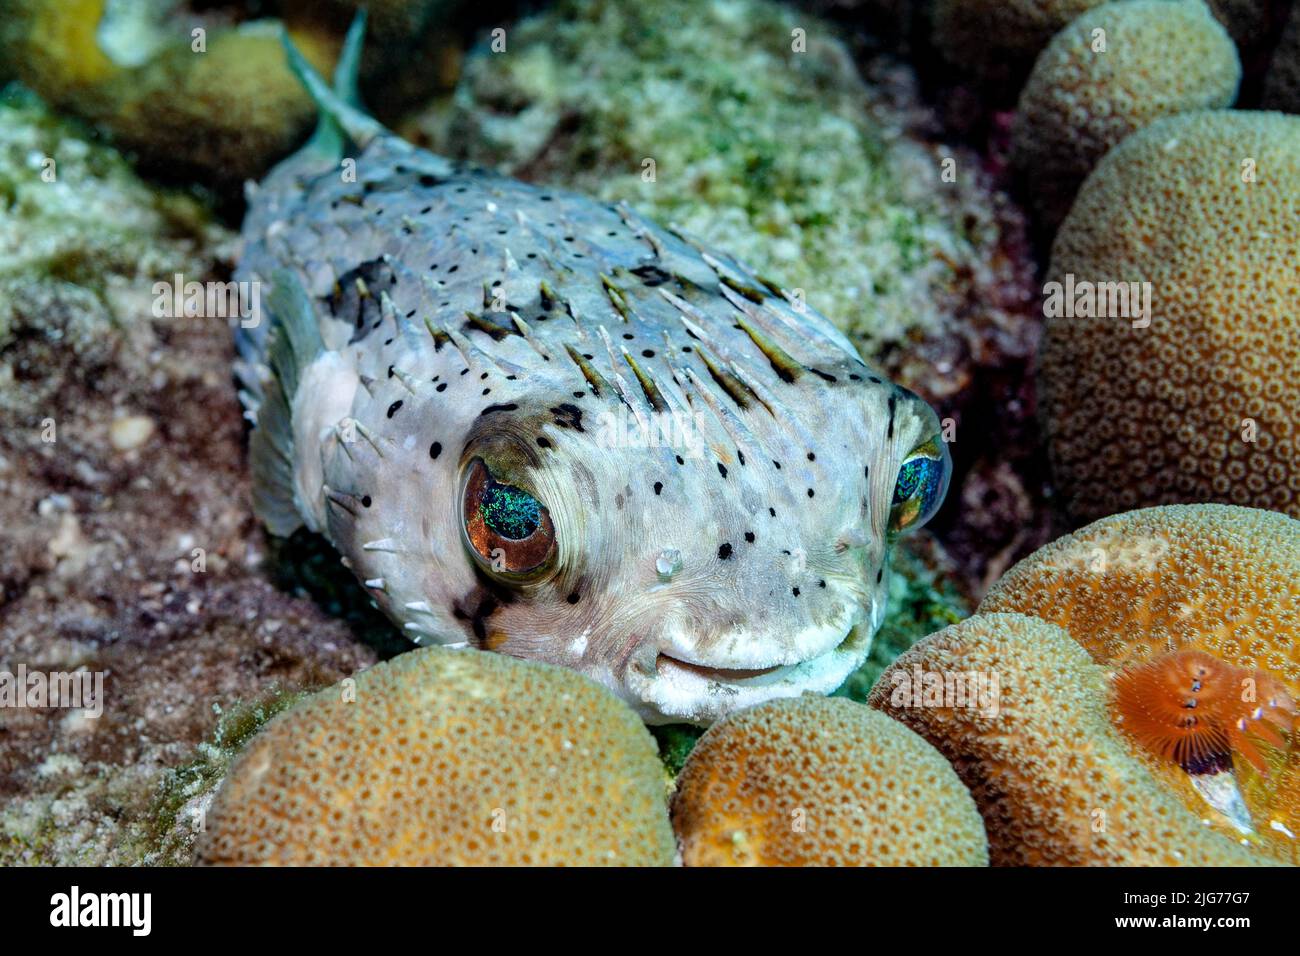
[623,607,879,725]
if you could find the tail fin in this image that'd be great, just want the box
[283,11,386,161]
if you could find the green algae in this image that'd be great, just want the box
[143,688,306,865]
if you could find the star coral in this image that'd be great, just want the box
[1012,0,1240,228]
[979,504,1300,861]
[869,612,1267,865]
[198,647,676,865]
[1040,110,1300,521]
[670,696,988,866]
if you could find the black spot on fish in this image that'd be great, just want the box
[361,495,372,508]
[436,383,448,392]
[773,460,782,470]
[550,404,584,432]
[737,450,746,466]
[887,394,897,440]
[807,488,815,498]
[480,403,518,417]
[717,462,728,479]
[566,592,580,605]
[675,455,685,466]
[387,401,403,418]
[718,543,733,560]
[792,587,801,597]
[537,436,551,449]
[744,531,755,543]
[809,368,837,383]
[769,507,776,517]
[807,452,816,461]
[630,265,672,286]
[654,481,663,495]
[430,442,442,459]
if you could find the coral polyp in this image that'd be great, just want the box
[1112,650,1295,778]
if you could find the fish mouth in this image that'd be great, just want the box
[627,617,875,726]
[654,654,786,682]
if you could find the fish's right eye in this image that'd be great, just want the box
[888,436,950,535]
[461,459,556,576]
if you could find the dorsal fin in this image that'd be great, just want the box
[282,11,386,161]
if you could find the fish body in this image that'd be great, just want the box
[235,22,950,724]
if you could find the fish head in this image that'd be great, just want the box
[448,376,950,725]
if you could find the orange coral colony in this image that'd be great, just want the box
[1112,649,1295,777]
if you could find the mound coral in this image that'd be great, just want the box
[198,648,676,865]
[981,505,1300,678]
[1012,0,1239,228]
[979,504,1300,861]
[670,697,988,866]
[1040,110,1300,521]
[0,2,339,187]
[868,613,1266,865]
[98,24,339,186]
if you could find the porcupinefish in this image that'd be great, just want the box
[235,18,951,724]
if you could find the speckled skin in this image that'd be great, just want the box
[235,87,947,724]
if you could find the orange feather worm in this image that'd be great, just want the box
[1112,649,1295,776]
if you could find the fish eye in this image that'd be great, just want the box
[461,458,556,576]
[888,436,950,535]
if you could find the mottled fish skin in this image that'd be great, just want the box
[236,52,949,725]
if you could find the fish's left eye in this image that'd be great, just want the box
[888,436,950,535]
[461,459,556,576]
